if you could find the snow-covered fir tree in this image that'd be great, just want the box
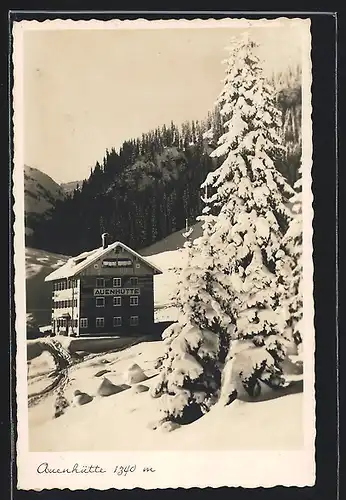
[152,215,236,424]
[154,32,296,424]
[277,166,303,348]
[201,32,296,397]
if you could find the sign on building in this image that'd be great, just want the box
[102,258,133,268]
[93,288,140,296]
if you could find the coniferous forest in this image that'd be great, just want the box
[29,65,301,257]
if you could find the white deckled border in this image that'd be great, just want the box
[12,16,315,490]
[13,17,305,31]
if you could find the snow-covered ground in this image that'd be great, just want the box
[29,339,303,452]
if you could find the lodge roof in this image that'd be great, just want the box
[44,241,163,282]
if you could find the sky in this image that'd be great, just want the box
[21,20,304,183]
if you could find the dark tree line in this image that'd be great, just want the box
[31,116,220,256]
[30,69,302,257]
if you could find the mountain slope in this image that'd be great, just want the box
[26,248,70,327]
[141,220,203,256]
[60,180,82,195]
[24,165,66,237]
[31,137,216,257]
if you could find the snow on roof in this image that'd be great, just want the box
[44,241,163,282]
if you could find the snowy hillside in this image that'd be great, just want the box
[60,180,82,194]
[25,247,70,326]
[141,220,203,256]
[149,248,188,323]
[143,221,203,322]
[24,165,66,236]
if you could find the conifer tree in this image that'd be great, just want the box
[202,32,295,396]
[201,33,297,398]
[154,33,296,422]
[277,166,303,348]
[152,216,235,424]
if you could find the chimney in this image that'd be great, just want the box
[101,232,109,250]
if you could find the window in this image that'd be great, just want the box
[73,319,78,328]
[135,263,141,269]
[113,316,122,327]
[130,296,139,306]
[80,318,88,328]
[64,300,68,308]
[74,299,77,307]
[96,317,105,328]
[113,278,121,287]
[130,316,139,326]
[113,297,122,307]
[58,318,66,328]
[96,277,105,287]
[96,297,105,307]
[130,277,138,286]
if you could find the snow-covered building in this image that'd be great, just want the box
[44,234,162,336]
